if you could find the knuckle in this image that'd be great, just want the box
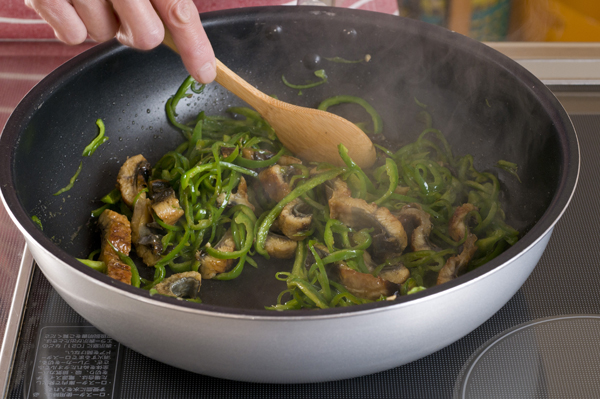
[131,27,164,50]
[89,30,115,43]
[166,0,196,28]
[57,29,87,45]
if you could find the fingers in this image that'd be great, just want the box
[111,0,165,50]
[27,0,216,84]
[152,0,216,83]
[25,0,87,44]
[71,0,118,42]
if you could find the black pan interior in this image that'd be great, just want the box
[1,7,577,311]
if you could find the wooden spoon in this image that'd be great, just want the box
[162,31,376,169]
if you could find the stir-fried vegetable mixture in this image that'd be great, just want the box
[85,75,519,309]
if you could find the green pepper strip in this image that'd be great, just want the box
[418,128,454,165]
[229,204,257,223]
[290,240,307,279]
[77,258,106,273]
[267,297,301,311]
[300,193,325,211]
[417,110,433,129]
[407,286,426,295]
[330,281,371,303]
[318,95,383,135]
[330,291,367,307]
[401,277,419,295]
[189,117,204,147]
[471,240,507,268]
[374,158,399,205]
[82,119,109,157]
[324,219,345,252]
[463,181,490,196]
[412,162,443,196]
[256,168,344,258]
[222,146,240,164]
[115,252,141,288]
[100,188,121,204]
[496,160,521,182]
[31,215,43,230]
[281,69,327,90]
[205,212,254,260]
[308,242,332,301]
[218,162,258,178]
[324,56,365,64]
[90,204,109,218]
[181,162,257,191]
[338,144,376,192]
[171,76,195,111]
[476,229,505,253]
[181,193,213,231]
[166,98,193,136]
[211,143,225,198]
[154,227,191,270]
[231,217,243,250]
[474,201,498,234]
[227,106,276,138]
[144,264,167,290]
[214,254,247,280]
[234,146,286,169]
[373,144,394,158]
[53,161,83,196]
[169,260,193,273]
[401,249,456,268]
[291,287,311,308]
[227,107,263,122]
[106,241,140,288]
[321,249,363,265]
[483,172,500,200]
[131,188,148,208]
[432,227,467,247]
[152,212,183,231]
[388,193,421,203]
[287,277,329,309]
[349,229,373,251]
[345,174,367,199]
[494,219,519,240]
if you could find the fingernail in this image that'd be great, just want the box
[198,61,216,83]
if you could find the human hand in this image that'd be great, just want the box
[24,0,216,83]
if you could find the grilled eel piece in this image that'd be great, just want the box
[98,209,132,284]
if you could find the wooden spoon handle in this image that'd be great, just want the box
[213,60,272,115]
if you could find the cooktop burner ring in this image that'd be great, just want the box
[455,314,600,399]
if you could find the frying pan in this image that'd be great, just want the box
[0,7,578,382]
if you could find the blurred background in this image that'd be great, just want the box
[396,0,600,42]
[2,0,600,43]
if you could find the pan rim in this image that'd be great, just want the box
[0,6,580,320]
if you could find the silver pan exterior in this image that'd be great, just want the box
[23,227,553,382]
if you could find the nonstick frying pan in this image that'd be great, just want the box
[0,7,578,382]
